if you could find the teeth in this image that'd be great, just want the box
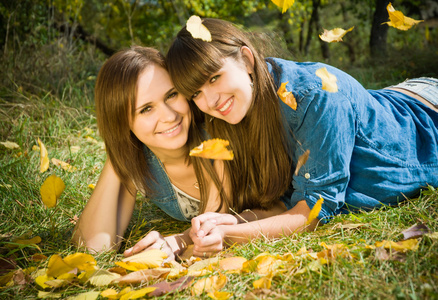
[219,98,232,112]
[162,124,179,134]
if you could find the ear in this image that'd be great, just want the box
[241,46,255,73]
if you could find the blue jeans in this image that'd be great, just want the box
[390,77,438,107]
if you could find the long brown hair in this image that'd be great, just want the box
[167,18,292,212]
[95,46,224,212]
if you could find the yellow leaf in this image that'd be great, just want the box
[189,139,234,160]
[256,255,277,275]
[37,291,62,299]
[315,67,338,93]
[63,253,97,271]
[192,273,227,295]
[47,254,74,278]
[319,27,354,42]
[277,81,297,110]
[35,274,55,289]
[218,256,247,273]
[119,287,157,300]
[88,269,121,287]
[375,239,420,252]
[306,196,324,225]
[121,249,167,268]
[207,290,232,300]
[1,141,20,149]
[115,261,150,272]
[100,288,119,299]
[44,278,70,288]
[253,276,272,289]
[186,15,212,42]
[14,236,42,245]
[271,0,295,13]
[384,3,423,31]
[67,291,100,300]
[51,158,77,172]
[38,138,50,173]
[88,184,96,190]
[40,174,65,208]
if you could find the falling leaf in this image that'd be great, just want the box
[148,276,194,297]
[51,158,77,172]
[67,291,100,300]
[401,223,430,240]
[295,149,310,176]
[1,141,20,149]
[186,15,212,42]
[189,139,234,160]
[253,276,272,289]
[271,0,295,13]
[319,27,354,43]
[192,273,227,295]
[38,138,50,173]
[375,239,420,252]
[120,249,167,268]
[218,257,247,273]
[384,3,423,31]
[277,81,297,110]
[88,269,121,287]
[112,269,169,285]
[207,290,232,300]
[315,67,338,93]
[40,174,65,208]
[306,196,324,225]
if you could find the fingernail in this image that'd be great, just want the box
[197,230,205,237]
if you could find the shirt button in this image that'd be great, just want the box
[304,173,311,179]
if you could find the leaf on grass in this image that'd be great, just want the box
[384,3,423,31]
[14,236,42,245]
[115,261,150,272]
[401,223,430,240]
[51,158,77,172]
[319,27,354,42]
[38,138,50,173]
[148,275,194,297]
[40,174,65,208]
[253,276,272,289]
[88,269,121,287]
[63,253,97,271]
[38,291,63,299]
[1,141,20,149]
[255,255,278,275]
[112,268,169,285]
[375,239,420,252]
[186,16,212,42]
[189,139,234,160]
[35,274,55,289]
[277,81,297,110]
[187,256,220,276]
[295,149,310,176]
[100,288,119,299]
[121,249,167,268]
[315,67,338,93]
[374,247,406,262]
[47,254,74,278]
[119,287,157,300]
[306,196,324,225]
[207,290,232,300]
[271,0,295,13]
[218,257,247,273]
[192,273,227,296]
[67,291,100,300]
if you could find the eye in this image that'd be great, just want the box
[191,91,201,101]
[140,105,152,114]
[166,91,178,101]
[210,75,220,83]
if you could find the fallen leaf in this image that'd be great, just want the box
[186,15,212,42]
[375,247,406,262]
[315,67,338,93]
[256,255,278,275]
[40,174,65,208]
[51,158,77,172]
[14,236,42,245]
[35,274,55,289]
[37,291,63,299]
[119,287,157,300]
[63,253,97,271]
[253,276,272,289]
[384,3,423,31]
[277,81,297,110]
[121,249,167,268]
[271,0,295,13]
[207,290,232,300]
[218,256,247,273]
[88,269,121,287]
[306,196,324,225]
[112,268,169,285]
[192,273,227,296]
[1,141,20,149]
[88,184,95,190]
[295,149,310,176]
[38,138,50,173]
[319,27,354,42]
[401,223,430,240]
[375,239,420,252]
[47,254,74,278]
[190,139,234,160]
[100,288,119,299]
[148,275,194,297]
[67,291,100,300]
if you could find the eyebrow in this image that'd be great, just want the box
[135,87,176,111]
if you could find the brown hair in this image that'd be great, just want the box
[167,19,292,212]
[95,46,224,212]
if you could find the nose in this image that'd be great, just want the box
[203,87,220,109]
[159,103,178,122]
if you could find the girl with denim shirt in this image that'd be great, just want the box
[163,18,438,257]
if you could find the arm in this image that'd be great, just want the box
[72,160,136,253]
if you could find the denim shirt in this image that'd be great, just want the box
[143,146,190,222]
[267,58,438,223]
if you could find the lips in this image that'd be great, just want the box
[216,97,234,115]
[157,120,182,135]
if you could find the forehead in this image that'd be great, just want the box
[136,65,172,105]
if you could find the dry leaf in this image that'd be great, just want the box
[51,158,77,172]
[35,274,55,289]
[64,253,97,271]
[384,3,423,31]
[218,257,247,273]
[256,255,277,275]
[253,276,272,289]
[67,291,100,300]
[88,269,121,287]
[192,273,227,295]
[190,139,233,160]
[100,288,119,298]
[319,27,354,42]
[121,249,167,268]
[1,141,20,149]
[38,138,50,173]
[115,261,150,272]
[47,254,74,278]
[119,287,157,300]
[277,81,297,110]
[271,0,295,13]
[295,149,310,176]
[112,269,169,285]
[375,239,420,252]
[40,174,65,208]
[14,236,42,245]
[38,291,63,299]
[186,15,212,42]
[207,290,232,300]
[401,223,430,240]
[148,275,194,297]
[315,67,338,93]
[306,196,324,225]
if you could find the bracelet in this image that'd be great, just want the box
[242,209,258,221]
[175,234,188,250]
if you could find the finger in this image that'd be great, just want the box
[123,231,163,257]
[191,217,201,234]
[213,215,237,226]
[197,220,217,238]
[193,212,221,225]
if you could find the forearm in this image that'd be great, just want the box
[237,200,287,223]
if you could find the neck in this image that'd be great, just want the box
[151,146,188,166]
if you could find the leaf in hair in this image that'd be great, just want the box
[315,67,338,93]
[189,139,234,160]
[277,81,297,110]
[186,15,212,42]
[319,27,354,43]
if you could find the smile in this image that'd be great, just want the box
[217,97,234,115]
[158,121,182,135]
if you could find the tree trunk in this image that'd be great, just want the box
[370,0,390,56]
[279,11,295,54]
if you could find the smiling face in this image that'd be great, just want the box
[190,56,254,125]
[130,64,191,156]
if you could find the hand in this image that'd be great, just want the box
[191,212,238,238]
[123,231,177,261]
[190,225,227,258]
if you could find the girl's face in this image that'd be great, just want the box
[190,56,253,124]
[130,65,191,155]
